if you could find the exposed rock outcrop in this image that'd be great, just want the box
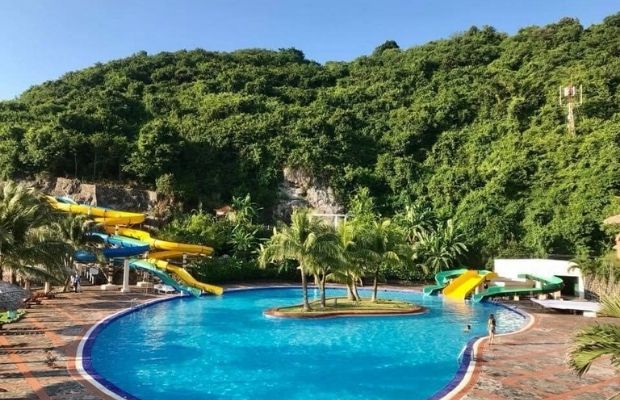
[275,167,345,221]
[50,178,158,211]
[45,178,161,212]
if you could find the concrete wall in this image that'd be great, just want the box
[494,258,584,298]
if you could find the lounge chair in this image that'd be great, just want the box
[153,284,176,294]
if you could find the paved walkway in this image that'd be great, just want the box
[460,302,620,400]
[0,286,617,400]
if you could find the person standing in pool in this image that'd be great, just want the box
[487,314,496,345]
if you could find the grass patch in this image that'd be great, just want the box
[266,297,425,318]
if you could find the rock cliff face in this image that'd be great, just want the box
[44,178,160,212]
[274,167,345,220]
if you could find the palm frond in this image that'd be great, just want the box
[600,294,620,318]
[568,323,620,377]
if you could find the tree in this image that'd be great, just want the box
[395,203,437,243]
[413,219,468,276]
[372,40,400,56]
[568,295,620,377]
[258,208,340,310]
[0,182,69,283]
[51,214,96,292]
[2,15,620,272]
[305,223,342,308]
[333,219,365,301]
[227,194,261,259]
[364,219,405,302]
[125,120,184,182]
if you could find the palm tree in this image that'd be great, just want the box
[395,203,436,243]
[364,219,405,302]
[258,208,340,311]
[0,182,70,285]
[332,219,365,301]
[413,219,468,276]
[52,214,96,292]
[304,227,342,308]
[15,225,71,285]
[568,295,620,377]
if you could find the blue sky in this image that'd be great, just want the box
[1,0,618,100]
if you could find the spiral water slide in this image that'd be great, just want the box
[103,227,222,295]
[47,196,222,295]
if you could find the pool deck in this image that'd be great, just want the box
[0,284,618,400]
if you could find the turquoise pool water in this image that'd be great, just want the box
[87,288,525,400]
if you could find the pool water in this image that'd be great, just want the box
[87,288,525,400]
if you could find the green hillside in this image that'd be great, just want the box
[1,14,619,263]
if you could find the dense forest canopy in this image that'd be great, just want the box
[1,14,620,265]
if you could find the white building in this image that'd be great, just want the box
[493,259,585,298]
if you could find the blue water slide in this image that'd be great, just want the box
[74,246,149,262]
[103,245,150,258]
[76,232,195,295]
[56,196,78,204]
[76,232,150,261]
[74,249,98,263]
[87,232,146,247]
[107,235,149,248]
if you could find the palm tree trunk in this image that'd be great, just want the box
[372,268,379,302]
[63,259,73,293]
[320,272,327,308]
[62,276,72,293]
[352,278,361,301]
[348,274,361,301]
[300,267,310,311]
[346,278,355,300]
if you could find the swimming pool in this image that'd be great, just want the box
[81,287,526,400]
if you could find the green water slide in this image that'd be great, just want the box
[423,268,469,296]
[129,260,201,297]
[471,273,563,303]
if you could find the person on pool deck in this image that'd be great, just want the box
[487,314,496,345]
[70,272,80,293]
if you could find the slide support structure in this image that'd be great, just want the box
[121,259,131,293]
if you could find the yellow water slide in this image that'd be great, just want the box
[47,196,146,225]
[104,227,214,256]
[443,270,497,300]
[148,258,223,295]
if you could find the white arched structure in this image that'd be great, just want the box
[493,258,584,299]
